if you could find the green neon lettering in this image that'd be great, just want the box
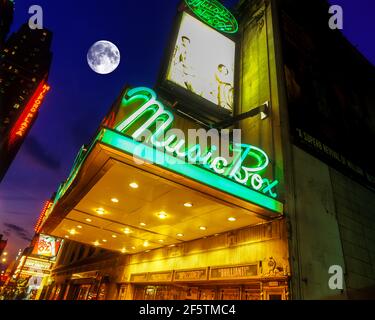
[211,157,228,174]
[164,135,186,157]
[262,179,279,198]
[113,86,279,199]
[185,0,238,34]
[116,87,174,143]
[100,129,283,214]
[251,174,263,191]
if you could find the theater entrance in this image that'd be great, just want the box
[131,282,288,300]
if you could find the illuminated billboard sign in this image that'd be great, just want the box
[32,234,63,260]
[185,0,238,34]
[89,87,282,214]
[8,81,50,147]
[21,257,52,276]
[53,86,283,216]
[35,201,53,233]
[166,12,235,113]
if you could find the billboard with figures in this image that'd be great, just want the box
[160,11,236,122]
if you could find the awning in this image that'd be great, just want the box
[41,128,283,254]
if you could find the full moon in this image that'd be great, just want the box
[87,40,120,74]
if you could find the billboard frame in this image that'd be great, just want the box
[156,8,240,124]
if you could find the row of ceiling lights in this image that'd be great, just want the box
[64,181,238,252]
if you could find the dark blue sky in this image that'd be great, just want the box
[0,0,374,260]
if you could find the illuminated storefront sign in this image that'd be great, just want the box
[174,269,208,282]
[78,86,282,214]
[35,201,53,233]
[166,12,235,111]
[130,265,258,283]
[185,0,238,34]
[31,234,63,259]
[51,86,282,215]
[114,87,279,199]
[8,80,50,146]
[21,257,52,276]
[14,255,26,277]
[209,264,258,280]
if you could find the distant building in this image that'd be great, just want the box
[0,24,52,182]
[0,0,14,46]
[0,234,7,257]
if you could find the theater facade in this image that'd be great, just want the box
[37,0,375,300]
[38,81,289,300]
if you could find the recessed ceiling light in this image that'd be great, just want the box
[86,218,92,222]
[199,226,207,231]
[65,235,69,239]
[124,228,132,234]
[129,182,139,189]
[102,239,107,243]
[158,239,164,243]
[145,250,151,253]
[169,244,175,247]
[121,248,127,253]
[111,198,119,203]
[112,235,117,238]
[69,229,76,235]
[157,211,167,219]
[77,225,83,229]
[176,233,184,237]
[184,202,193,208]
[96,208,105,215]
[131,246,136,250]
[228,217,237,222]
[139,222,147,227]
[143,241,149,247]
[94,241,100,246]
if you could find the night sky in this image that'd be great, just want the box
[0,0,374,261]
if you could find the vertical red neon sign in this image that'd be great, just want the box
[8,80,51,147]
[34,200,53,233]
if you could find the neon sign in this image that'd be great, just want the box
[52,87,282,215]
[114,87,279,200]
[32,234,62,259]
[185,0,238,34]
[35,201,53,233]
[100,129,282,213]
[8,81,50,146]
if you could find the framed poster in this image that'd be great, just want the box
[158,11,237,122]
